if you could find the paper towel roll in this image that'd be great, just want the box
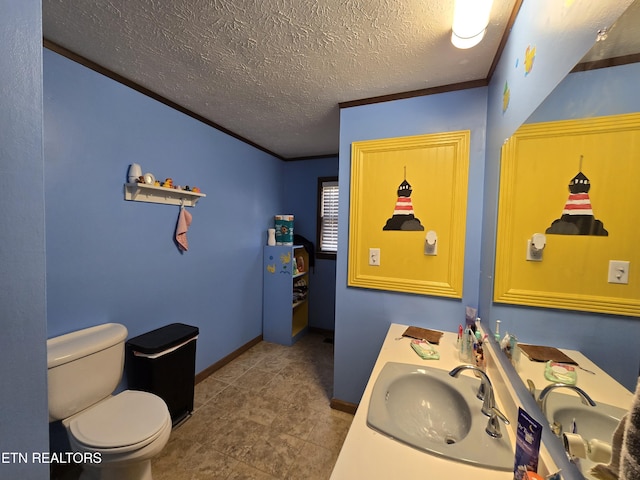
[563,432,587,458]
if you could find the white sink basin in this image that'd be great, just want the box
[367,362,513,470]
[544,391,628,479]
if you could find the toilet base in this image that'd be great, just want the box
[62,392,172,480]
[79,459,152,480]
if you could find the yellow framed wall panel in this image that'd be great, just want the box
[494,113,640,316]
[348,131,470,297]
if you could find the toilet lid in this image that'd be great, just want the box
[70,390,170,449]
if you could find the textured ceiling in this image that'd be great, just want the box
[42,0,518,159]
[41,0,636,159]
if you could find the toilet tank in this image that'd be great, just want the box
[47,323,128,422]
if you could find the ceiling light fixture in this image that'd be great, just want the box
[451,0,494,49]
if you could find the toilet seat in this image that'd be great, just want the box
[70,390,170,453]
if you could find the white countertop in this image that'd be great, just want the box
[330,323,516,480]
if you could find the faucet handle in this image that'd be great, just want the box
[486,407,510,438]
[492,406,510,424]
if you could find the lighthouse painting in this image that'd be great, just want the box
[383,168,424,231]
[348,132,470,298]
[546,157,608,236]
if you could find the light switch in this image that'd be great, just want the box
[369,248,380,266]
[608,260,630,284]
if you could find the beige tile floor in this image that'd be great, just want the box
[152,332,353,480]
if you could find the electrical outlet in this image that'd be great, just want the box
[369,248,380,266]
[608,260,630,284]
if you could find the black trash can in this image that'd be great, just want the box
[126,323,199,426]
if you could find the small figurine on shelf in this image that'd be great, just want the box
[162,178,173,188]
[127,163,142,183]
[192,187,201,193]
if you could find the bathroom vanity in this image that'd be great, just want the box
[330,324,517,479]
[331,322,634,480]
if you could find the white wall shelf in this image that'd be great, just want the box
[124,183,206,207]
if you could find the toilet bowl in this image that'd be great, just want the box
[47,324,172,480]
[64,390,171,480]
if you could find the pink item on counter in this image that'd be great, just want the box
[175,207,192,251]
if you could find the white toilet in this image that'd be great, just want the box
[47,323,172,480]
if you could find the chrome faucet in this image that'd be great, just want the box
[537,383,596,421]
[449,364,510,438]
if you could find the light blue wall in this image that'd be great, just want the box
[334,89,489,403]
[44,49,284,375]
[283,157,339,331]
[486,63,640,391]
[0,1,50,478]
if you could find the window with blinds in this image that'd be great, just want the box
[317,177,339,257]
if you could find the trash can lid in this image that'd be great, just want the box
[126,323,199,354]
